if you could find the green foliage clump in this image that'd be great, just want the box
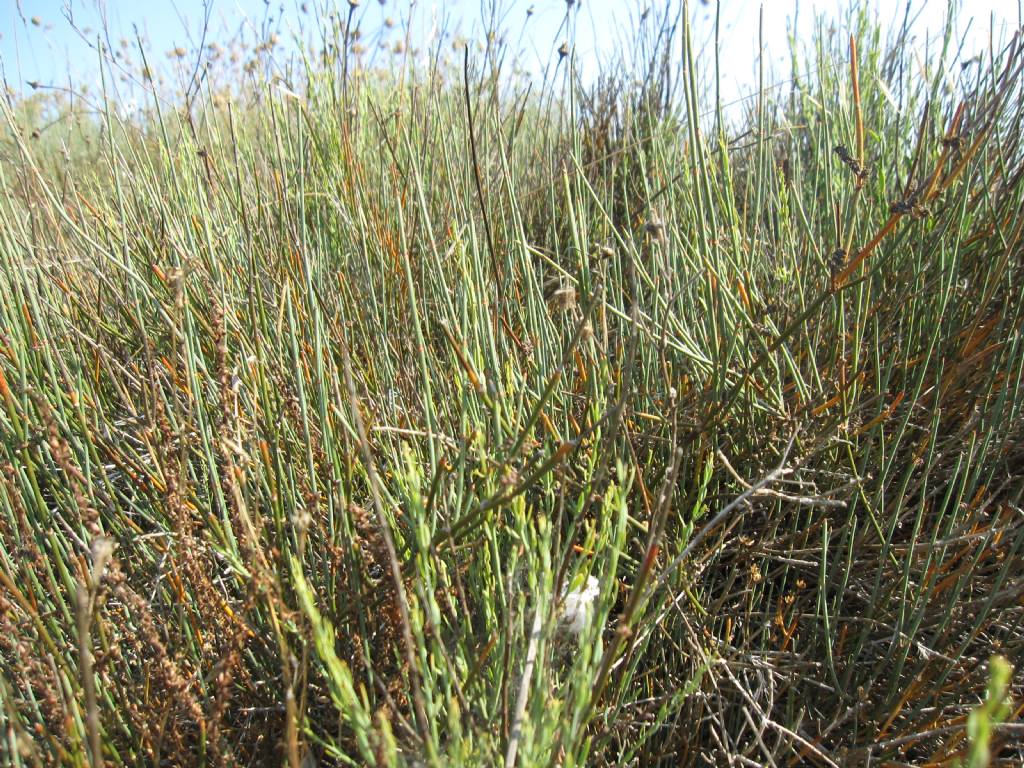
[0,2,1022,765]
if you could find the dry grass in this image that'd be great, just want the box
[1,2,1022,765]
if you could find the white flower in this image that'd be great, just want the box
[560,575,600,636]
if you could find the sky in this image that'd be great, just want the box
[1,0,1021,106]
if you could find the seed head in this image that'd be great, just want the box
[548,284,576,313]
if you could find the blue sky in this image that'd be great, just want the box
[2,0,1020,103]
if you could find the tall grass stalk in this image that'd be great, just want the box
[1,1,1022,765]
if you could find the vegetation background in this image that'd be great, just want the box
[1,0,1022,765]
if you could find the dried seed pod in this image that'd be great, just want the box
[833,145,870,187]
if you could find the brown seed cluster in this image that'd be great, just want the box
[833,145,871,188]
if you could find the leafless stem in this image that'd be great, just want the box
[340,338,430,747]
[505,607,544,768]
